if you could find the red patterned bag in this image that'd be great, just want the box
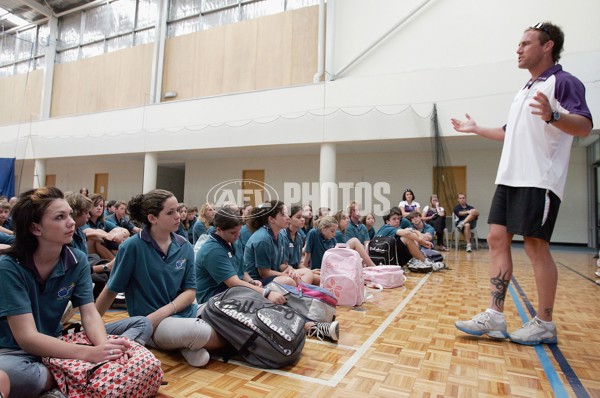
[42,332,163,397]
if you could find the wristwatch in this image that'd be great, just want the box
[546,110,560,124]
[102,264,110,273]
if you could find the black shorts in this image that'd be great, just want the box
[488,185,561,242]
[396,238,413,266]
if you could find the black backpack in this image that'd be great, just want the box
[201,286,306,368]
[369,236,401,265]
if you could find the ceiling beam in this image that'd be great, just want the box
[18,0,54,18]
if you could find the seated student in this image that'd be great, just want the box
[405,211,435,245]
[105,200,141,236]
[84,194,129,260]
[0,201,13,235]
[422,194,449,251]
[333,210,349,244]
[79,187,89,196]
[453,193,480,252]
[243,201,299,287]
[0,187,151,397]
[375,208,444,271]
[176,203,192,241]
[344,201,370,246]
[238,204,253,251]
[279,205,316,284]
[192,203,216,243]
[360,212,376,241]
[186,205,198,243]
[103,199,117,218]
[96,189,223,368]
[65,193,114,299]
[304,216,376,270]
[196,207,339,341]
[399,188,421,218]
[301,204,314,235]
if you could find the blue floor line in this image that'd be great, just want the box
[508,283,569,398]
[510,277,589,398]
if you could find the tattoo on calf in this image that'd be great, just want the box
[544,308,553,317]
[490,270,510,308]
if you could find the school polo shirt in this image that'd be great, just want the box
[497,64,593,200]
[279,228,303,267]
[70,226,88,255]
[239,224,252,251]
[244,226,284,280]
[344,220,370,243]
[192,221,208,243]
[413,222,435,236]
[375,224,401,238]
[195,234,243,304]
[304,228,336,270]
[84,217,117,232]
[335,230,346,244]
[107,228,196,319]
[0,247,93,349]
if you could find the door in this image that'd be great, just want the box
[433,166,466,212]
[45,174,56,187]
[94,173,109,199]
[242,170,265,207]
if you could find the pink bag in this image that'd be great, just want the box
[364,266,406,289]
[320,244,365,306]
[42,332,163,397]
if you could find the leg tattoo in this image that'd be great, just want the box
[543,308,553,318]
[490,270,510,309]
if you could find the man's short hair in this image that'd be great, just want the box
[527,22,564,63]
[383,207,401,223]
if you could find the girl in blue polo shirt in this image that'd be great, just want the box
[0,187,151,397]
[279,205,316,284]
[96,189,224,368]
[243,201,298,287]
[304,216,376,270]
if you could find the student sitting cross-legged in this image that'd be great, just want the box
[95,189,224,368]
[0,187,151,398]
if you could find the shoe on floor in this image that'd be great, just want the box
[307,321,339,341]
[407,258,433,273]
[181,347,210,367]
[424,258,445,271]
[466,243,472,252]
[595,270,600,277]
[509,317,557,345]
[455,311,508,339]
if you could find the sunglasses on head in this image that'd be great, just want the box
[530,22,551,37]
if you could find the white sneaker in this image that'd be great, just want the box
[307,321,339,341]
[424,258,445,271]
[455,311,508,339]
[509,317,557,345]
[595,270,600,278]
[466,243,472,252]
[181,347,210,367]
[407,258,433,273]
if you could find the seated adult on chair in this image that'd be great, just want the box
[453,193,479,252]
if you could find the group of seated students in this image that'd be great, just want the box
[0,187,456,397]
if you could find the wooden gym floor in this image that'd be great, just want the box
[96,244,600,397]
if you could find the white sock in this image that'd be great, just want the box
[535,316,553,324]
[485,308,504,321]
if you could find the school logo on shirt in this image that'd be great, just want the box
[175,259,187,270]
[57,282,75,300]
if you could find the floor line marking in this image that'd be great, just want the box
[223,274,432,387]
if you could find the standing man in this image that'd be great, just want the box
[453,193,479,252]
[452,22,592,345]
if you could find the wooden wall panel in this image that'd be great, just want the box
[0,70,43,125]
[162,5,319,101]
[222,19,258,94]
[51,44,153,117]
